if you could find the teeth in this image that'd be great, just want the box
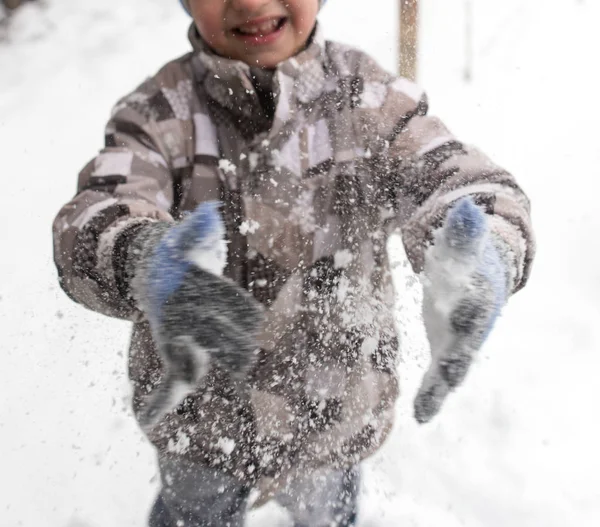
[238,19,280,35]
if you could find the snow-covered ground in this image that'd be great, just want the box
[1,0,598,525]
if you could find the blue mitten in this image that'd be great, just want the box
[414,197,510,423]
[125,202,264,431]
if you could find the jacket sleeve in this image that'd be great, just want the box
[357,58,535,293]
[52,79,180,320]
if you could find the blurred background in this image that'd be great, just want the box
[0,1,598,526]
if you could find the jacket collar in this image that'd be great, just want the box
[189,23,328,131]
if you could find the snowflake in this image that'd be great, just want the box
[167,429,191,455]
[218,159,237,175]
[334,249,354,269]
[217,437,235,455]
[239,219,260,235]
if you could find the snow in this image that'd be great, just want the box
[167,429,191,456]
[1,0,599,526]
[218,159,237,175]
[216,437,236,457]
[334,249,354,269]
[239,219,261,236]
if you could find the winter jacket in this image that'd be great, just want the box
[52,24,535,500]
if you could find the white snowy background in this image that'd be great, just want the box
[1,0,598,525]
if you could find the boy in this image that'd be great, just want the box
[52,0,535,525]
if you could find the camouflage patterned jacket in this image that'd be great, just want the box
[53,24,534,498]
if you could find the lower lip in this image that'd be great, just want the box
[232,19,287,46]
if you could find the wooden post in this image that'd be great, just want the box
[464,0,473,81]
[399,0,419,80]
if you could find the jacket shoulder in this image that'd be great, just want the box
[324,40,395,84]
[111,52,196,124]
[151,52,196,91]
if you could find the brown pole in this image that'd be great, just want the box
[399,0,419,81]
[464,0,473,81]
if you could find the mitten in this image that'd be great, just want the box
[414,197,510,423]
[123,202,264,431]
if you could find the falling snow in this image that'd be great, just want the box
[1,1,599,526]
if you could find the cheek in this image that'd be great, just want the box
[189,3,225,43]
[290,1,320,37]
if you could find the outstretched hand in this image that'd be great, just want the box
[136,202,263,431]
[414,197,509,424]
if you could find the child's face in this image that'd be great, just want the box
[188,0,320,68]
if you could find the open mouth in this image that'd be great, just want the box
[232,17,288,40]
